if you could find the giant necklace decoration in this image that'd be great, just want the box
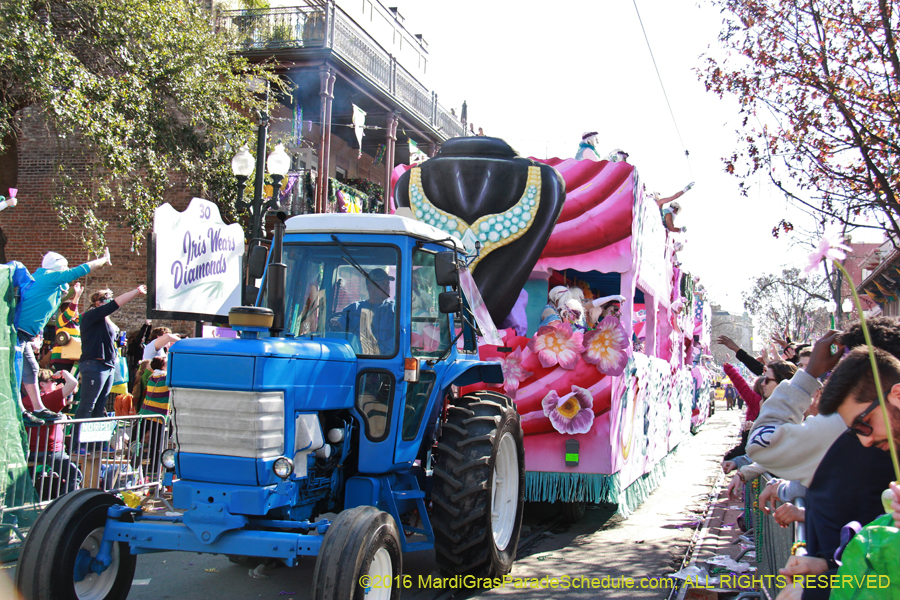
[408,165,542,269]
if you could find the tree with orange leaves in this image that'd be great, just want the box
[700,0,900,239]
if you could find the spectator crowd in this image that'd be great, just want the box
[716,319,900,600]
[5,249,180,496]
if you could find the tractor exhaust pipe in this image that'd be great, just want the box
[268,211,288,336]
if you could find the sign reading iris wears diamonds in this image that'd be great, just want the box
[153,198,244,319]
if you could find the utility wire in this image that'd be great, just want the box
[631,0,693,175]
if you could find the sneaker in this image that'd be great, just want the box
[22,412,43,427]
[32,409,61,421]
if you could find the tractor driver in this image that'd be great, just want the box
[329,268,396,355]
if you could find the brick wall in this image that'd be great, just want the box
[3,103,392,337]
[1,106,199,336]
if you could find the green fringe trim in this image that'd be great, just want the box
[525,445,679,519]
[525,471,620,505]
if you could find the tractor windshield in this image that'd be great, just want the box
[283,243,399,357]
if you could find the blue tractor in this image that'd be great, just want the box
[17,212,526,600]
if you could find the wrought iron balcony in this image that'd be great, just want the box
[216,3,465,140]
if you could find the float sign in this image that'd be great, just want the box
[152,198,244,319]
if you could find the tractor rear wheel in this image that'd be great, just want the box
[431,390,525,578]
[313,505,402,600]
[16,489,136,600]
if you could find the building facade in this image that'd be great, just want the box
[710,304,754,368]
[0,0,470,335]
[216,0,467,214]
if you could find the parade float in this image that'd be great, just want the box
[393,137,713,517]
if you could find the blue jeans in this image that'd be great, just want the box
[72,359,115,449]
[15,330,39,401]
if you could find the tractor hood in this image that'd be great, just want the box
[168,336,357,411]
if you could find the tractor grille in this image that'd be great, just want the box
[171,388,284,459]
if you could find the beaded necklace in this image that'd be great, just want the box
[408,166,542,269]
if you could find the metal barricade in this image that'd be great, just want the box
[746,474,805,600]
[5,414,172,514]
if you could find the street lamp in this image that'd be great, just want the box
[231,145,254,208]
[230,113,296,243]
[264,143,291,213]
[842,298,853,314]
[826,300,837,328]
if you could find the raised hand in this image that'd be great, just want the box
[804,330,844,378]
[717,335,740,353]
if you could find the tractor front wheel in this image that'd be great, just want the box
[313,505,402,600]
[16,489,136,600]
[432,390,525,578]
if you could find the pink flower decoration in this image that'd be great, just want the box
[805,229,851,273]
[542,386,594,434]
[527,322,585,369]
[490,346,534,394]
[582,316,629,376]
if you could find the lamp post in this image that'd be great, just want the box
[231,145,254,210]
[231,116,296,242]
[265,143,291,213]
[841,298,853,326]
[826,300,837,329]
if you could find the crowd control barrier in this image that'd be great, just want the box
[0,413,172,559]
[743,474,806,600]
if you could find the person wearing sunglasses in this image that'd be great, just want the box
[746,331,848,487]
[748,322,900,596]
[70,284,147,453]
[819,346,900,452]
[777,345,900,598]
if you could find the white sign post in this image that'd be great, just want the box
[151,198,245,321]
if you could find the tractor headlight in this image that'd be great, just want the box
[273,457,293,480]
[161,449,176,470]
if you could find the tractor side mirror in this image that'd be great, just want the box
[438,291,461,314]
[247,245,269,280]
[434,251,459,288]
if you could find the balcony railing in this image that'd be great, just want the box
[216,3,466,140]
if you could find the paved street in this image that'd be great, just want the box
[0,404,739,600]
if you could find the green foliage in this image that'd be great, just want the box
[0,0,287,251]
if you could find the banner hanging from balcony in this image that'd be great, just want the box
[151,198,245,321]
[329,179,368,214]
[408,138,427,164]
[352,104,366,159]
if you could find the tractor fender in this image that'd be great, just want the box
[438,361,503,391]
